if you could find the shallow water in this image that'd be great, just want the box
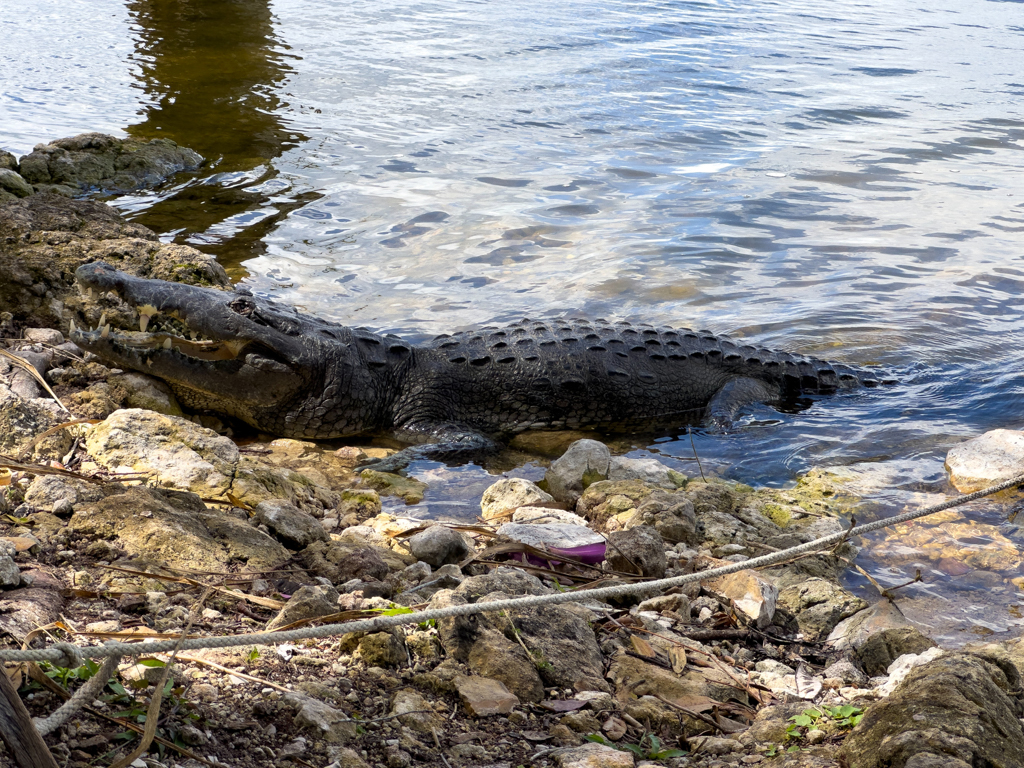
[4,0,1024,645]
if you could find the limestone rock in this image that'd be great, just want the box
[0,193,227,332]
[85,409,337,511]
[545,439,612,503]
[839,652,1024,768]
[705,568,778,629]
[553,742,635,768]
[0,385,67,458]
[0,556,20,587]
[512,506,590,526]
[107,372,182,416]
[284,692,359,744]
[69,485,289,574]
[608,455,686,490]
[827,601,936,676]
[16,133,203,194]
[606,526,666,578]
[498,522,605,550]
[480,477,554,520]
[945,429,1024,493]
[389,689,444,734]
[776,578,868,641]
[255,499,330,549]
[407,525,472,567]
[336,488,382,520]
[454,675,520,716]
[266,584,339,631]
[356,631,408,667]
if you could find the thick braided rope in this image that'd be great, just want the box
[33,654,119,735]
[2,471,1021,664]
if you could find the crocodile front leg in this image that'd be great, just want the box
[360,422,501,473]
[703,377,784,431]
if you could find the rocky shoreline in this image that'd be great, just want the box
[2,137,1023,768]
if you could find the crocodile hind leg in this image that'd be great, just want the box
[703,377,783,432]
[360,423,501,473]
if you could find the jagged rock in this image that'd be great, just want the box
[69,486,290,575]
[822,659,868,687]
[254,499,330,549]
[511,506,590,526]
[301,540,412,584]
[407,525,472,567]
[24,474,103,514]
[454,675,520,716]
[839,652,1024,768]
[336,488,382,520]
[267,584,339,631]
[389,689,444,734]
[85,409,337,511]
[107,372,182,416]
[606,526,666,578]
[0,385,68,458]
[0,150,16,172]
[0,193,226,332]
[875,647,946,697]
[480,477,554,520]
[705,568,778,629]
[545,439,612,503]
[16,133,202,194]
[0,554,20,587]
[431,567,608,702]
[828,601,936,676]
[775,577,868,641]
[945,429,1024,493]
[356,631,408,667]
[284,692,359,743]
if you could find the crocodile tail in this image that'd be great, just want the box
[723,341,882,393]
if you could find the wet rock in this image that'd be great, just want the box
[336,488,382,520]
[267,584,340,631]
[775,577,868,641]
[839,652,1024,768]
[878,508,1022,573]
[69,485,289,574]
[480,477,554,520]
[546,439,612,503]
[705,568,778,629]
[0,168,34,198]
[945,429,1024,493]
[85,409,337,511]
[606,526,666,578]
[454,675,520,716]
[0,194,227,331]
[360,470,427,504]
[407,525,472,567]
[828,601,936,676]
[0,150,16,172]
[254,499,330,549]
[16,133,203,194]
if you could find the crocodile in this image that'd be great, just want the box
[70,261,888,471]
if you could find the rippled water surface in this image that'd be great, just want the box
[4,0,1024,644]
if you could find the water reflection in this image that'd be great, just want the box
[120,0,313,270]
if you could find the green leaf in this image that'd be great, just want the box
[790,715,813,727]
[647,735,662,752]
[585,734,614,746]
[620,743,645,756]
[139,658,166,668]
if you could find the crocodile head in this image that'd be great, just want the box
[70,262,397,437]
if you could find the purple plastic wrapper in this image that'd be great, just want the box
[511,542,607,567]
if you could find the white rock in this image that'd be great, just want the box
[608,456,685,489]
[480,477,554,519]
[511,506,589,526]
[497,522,605,550]
[705,569,778,628]
[945,429,1024,493]
[875,646,946,697]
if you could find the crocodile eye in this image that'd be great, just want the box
[229,296,256,316]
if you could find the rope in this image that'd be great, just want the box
[2,470,1020,665]
[33,655,118,736]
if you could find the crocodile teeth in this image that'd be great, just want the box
[162,337,173,350]
[69,319,77,334]
[101,324,110,339]
[86,287,94,300]
[140,315,150,333]
[99,312,107,329]
[225,340,247,356]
